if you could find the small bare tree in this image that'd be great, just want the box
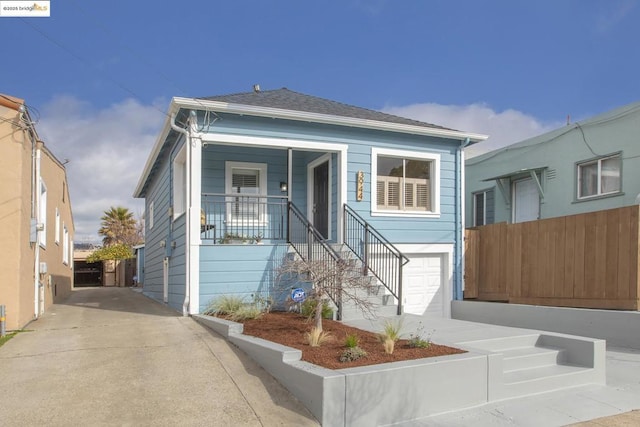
[277,254,380,334]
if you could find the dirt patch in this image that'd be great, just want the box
[237,312,466,370]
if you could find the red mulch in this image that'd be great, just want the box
[238,312,466,370]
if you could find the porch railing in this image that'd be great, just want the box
[200,193,288,244]
[343,204,409,315]
[287,202,343,319]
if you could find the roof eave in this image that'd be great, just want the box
[174,97,488,142]
[134,96,489,198]
[133,100,181,198]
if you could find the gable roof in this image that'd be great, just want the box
[468,100,640,165]
[199,88,451,131]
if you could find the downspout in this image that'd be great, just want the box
[170,112,191,317]
[455,137,472,301]
[34,144,41,319]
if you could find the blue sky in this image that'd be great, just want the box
[2,0,639,242]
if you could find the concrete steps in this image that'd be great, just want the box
[461,334,603,400]
[285,244,400,321]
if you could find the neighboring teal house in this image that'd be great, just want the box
[134,88,486,319]
[466,102,640,226]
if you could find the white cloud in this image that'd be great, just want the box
[35,95,558,243]
[596,0,636,34]
[382,102,561,158]
[38,96,165,244]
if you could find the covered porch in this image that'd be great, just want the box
[195,134,348,246]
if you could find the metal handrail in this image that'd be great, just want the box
[343,204,410,315]
[200,193,288,244]
[287,202,343,319]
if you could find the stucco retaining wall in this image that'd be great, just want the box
[453,300,640,349]
[192,314,489,426]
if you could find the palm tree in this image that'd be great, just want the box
[98,206,141,247]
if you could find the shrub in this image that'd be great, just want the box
[300,299,333,320]
[377,319,403,355]
[229,305,264,321]
[344,333,359,348]
[203,295,244,316]
[408,321,432,349]
[340,346,368,362]
[382,337,396,354]
[304,327,333,347]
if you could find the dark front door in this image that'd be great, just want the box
[313,161,329,239]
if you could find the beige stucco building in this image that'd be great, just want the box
[0,94,74,330]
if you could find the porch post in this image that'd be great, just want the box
[287,148,292,202]
[187,118,202,314]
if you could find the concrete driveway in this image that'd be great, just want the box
[0,287,318,427]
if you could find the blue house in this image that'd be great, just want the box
[134,88,486,319]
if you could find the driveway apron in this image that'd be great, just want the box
[0,287,318,427]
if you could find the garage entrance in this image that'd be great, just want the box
[403,253,445,316]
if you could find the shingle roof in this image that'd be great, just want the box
[198,88,453,131]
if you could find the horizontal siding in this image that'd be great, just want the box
[198,244,290,312]
[204,116,460,245]
[142,137,187,312]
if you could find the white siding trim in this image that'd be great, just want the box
[371,147,441,218]
[200,132,348,153]
[173,144,187,219]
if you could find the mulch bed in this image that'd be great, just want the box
[238,312,466,370]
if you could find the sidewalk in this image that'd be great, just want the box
[0,287,318,426]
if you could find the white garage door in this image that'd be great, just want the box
[403,254,444,316]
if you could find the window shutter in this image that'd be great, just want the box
[232,169,259,193]
[387,180,400,208]
[416,182,430,210]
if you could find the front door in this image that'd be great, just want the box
[313,161,329,239]
[512,178,539,223]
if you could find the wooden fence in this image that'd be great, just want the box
[464,205,640,310]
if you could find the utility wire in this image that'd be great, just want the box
[68,0,190,98]
[19,18,172,120]
[20,8,223,130]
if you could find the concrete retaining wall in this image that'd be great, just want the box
[453,300,640,349]
[192,314,489,426]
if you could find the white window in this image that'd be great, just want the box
[39,179,47,248]
[225,161,267,223]
[62,224,69,265]
[69,240,73,269]
[371,148,440,217]
[149,201,154,230]
[577,154,621,199]
[172,145,186,219]
[55,208,60,244]
[473,189,494,226]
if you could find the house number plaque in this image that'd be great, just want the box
[356,171,364,201]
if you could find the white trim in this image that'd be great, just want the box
[54,207,60,244]
[338,150,346,244]
[188,133,202,314]
[39,178,47,248]
[172,144,187,219]
[576,154,622,200]
[148,201,154,230]
[200,132,348,153]
[472,191,487,227]
[307,154,332,240]
[62,224,69,265]
[225,161,268,226]
[395,243,453,319]
[371,147,441,217]
[134,96,485,198]
[173,97,488,142]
